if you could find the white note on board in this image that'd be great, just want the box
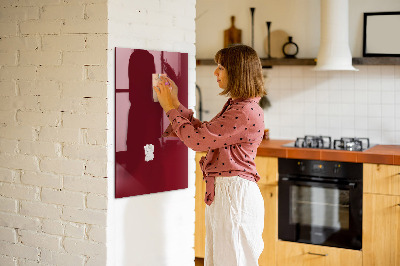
[144,144,154,162]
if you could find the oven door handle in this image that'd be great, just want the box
[280,177,357,189]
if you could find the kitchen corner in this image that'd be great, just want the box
[195,141,400,265]
[195,0,400,265]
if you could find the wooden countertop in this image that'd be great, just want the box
[256,139,400,165]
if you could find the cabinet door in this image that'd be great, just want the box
[259,185,278,266]
[255,156,278,186]
[277,241,362,266]
[364,164,400,196]
[195,152,207,258]
[363,193,400,266]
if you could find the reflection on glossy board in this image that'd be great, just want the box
[115,47,188,199]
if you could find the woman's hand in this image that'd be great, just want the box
[153,76,175,113]
[160,76,180,108]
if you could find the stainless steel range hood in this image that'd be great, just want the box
[314,0,358,71]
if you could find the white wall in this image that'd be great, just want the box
[0,1,108,265]
[196,0,319,59]
[196,0,400,145]
[107,1,197,266]
[196,0,400,58]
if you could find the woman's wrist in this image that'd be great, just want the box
[164,104,175,114]
[172,99,180,109]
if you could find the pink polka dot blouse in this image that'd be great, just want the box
[163,97,265,205]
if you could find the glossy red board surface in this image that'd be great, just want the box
[115,48,188,198]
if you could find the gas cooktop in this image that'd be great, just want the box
[282,135,375,151]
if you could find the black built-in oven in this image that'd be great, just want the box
[278,158,363,250]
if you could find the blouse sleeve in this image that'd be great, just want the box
[162,103,202,137]
[165,106,249,151]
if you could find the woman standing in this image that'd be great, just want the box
[154,44,266,266]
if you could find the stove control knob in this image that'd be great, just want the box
[334,164,341,174]
[297,161,305,171]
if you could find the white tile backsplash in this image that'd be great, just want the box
[382,90,395,104]
[367,104,382,118]
[341,104,355,116]
[396,88,400,104]
[381,66,395,77]
[367,91,381,105]
[367,77,382,91]
[383,131,396,144]
[316,103,329,115]
[316,89,329,103]
[382,117,396,131]
[196,65,400,144]
[382,78,395,91]
[342,128,355,137]
[355,104,368,117]
[342,116,355,129]
[355,117,368,130]
[382,105,395,118]
[341,89,355,104]
[368,117,381,131]
[316,116,330,129]
[304,102,316,115]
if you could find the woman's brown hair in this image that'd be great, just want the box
[214,44,266,99]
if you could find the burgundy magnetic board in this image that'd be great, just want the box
[115,48,188,198]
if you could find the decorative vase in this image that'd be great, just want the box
[282,36,299,58]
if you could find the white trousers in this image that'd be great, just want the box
[205,176,265,266]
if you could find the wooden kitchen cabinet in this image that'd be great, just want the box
[363,193,400,266]
[364,163,400,196]
[258,184,278,266]
[256,155,279,266]
[276,241,362,266]
[363,163,400,266]
[255,156,278,186]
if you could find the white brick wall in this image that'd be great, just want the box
[40,249,85,266]
[1,0,198,264]
[0,0,108,265]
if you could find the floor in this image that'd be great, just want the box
[195,257,204,266]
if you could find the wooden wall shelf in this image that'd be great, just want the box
[196,57,400,67]
[352,57,400,65]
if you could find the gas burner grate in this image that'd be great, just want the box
[285,136,372,151]
[333,137,370,151]
[295,135,332,149]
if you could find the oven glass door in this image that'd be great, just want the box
[278,177,362,250]
[292,184,350,239]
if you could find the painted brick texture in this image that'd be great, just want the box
[0,0,108,265]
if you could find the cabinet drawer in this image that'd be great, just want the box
[364,164,400,196]
[277,241,362,266]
